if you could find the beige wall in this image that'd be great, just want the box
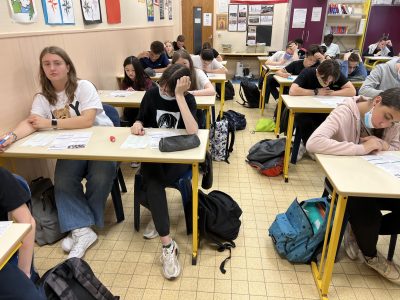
[213,3,289,53]
[0,0,181,179]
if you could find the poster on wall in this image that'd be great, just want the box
[228,4,238,31]
[146,0,154,21]
[159,0,164,20]
[247,25,257,45]
[42,0,75,25]
[80,0,102,24]
[105,0,121,24]
[260,5,273,25]
[237,5,247,31]
[216,14,227,30]
[168,0,172,20]
[218,0,228,13]
[9,0,38,23]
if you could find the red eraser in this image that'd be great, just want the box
[109,136,116,142]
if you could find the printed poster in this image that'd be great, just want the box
[42,0,75,25]
[168,0,172,20]
[159,0,164,20]
[228,4,238,31]
[9,0,38,23]
[146,0,154,21]
[80,0,102,24]
[237,5,247,31]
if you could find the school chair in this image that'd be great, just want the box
[133,169,193,235]
[322,178,398,261]
[102,104,126,223]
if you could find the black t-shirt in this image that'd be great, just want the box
[137,86,197,129]
[293,67,349,90]
[0,168,30,221]
[284,60,319,76]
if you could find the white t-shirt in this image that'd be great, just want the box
[194,68,211,90]
[31,80,113,127]
[322,43,340,58]
[269,50,295,66]
[191,55,224,72]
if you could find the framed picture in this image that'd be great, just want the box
[42,0,75,25]
[9,0,37,23]
[80,0,102,24]
[216,14,227,30]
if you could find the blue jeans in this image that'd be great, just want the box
[54,159,117,232]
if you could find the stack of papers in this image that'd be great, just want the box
[362,153,400,179]
[48,132,92,150]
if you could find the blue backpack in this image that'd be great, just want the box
[268,197,331,263]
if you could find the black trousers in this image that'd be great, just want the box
[347,196,400,257]
[264,74,280,104]
[295,113,328,145]
[140,163,191,237]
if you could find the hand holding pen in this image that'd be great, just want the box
[131,121,145,136]
[0,132,16,152]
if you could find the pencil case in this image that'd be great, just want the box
[159,134,200,152]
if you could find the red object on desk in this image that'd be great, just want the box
[109,136,116,143]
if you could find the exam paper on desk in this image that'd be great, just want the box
[363,153,400,179]
[21,133,55,147]
[48,132,92,150]
[120,131,178,149]
[0,221,12,237]
[109,90,135,97]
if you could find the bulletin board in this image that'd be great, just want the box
[246,4,273,46]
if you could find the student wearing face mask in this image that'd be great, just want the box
[289,60,356,160]
[130,64,198,280]
[265,41,299,67]
[359,58,400,98]
[306,88,400,284]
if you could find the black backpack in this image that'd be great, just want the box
[222,110,247,131]
[238,78,260,108]
[38,257,119,300]
[216,80,235,100]
[198,190,242,273]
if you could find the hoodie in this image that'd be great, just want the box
[306,96,400,155]
[359,58,400,98]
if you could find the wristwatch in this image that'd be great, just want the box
[314,88,318,96]
[51,119,58,129]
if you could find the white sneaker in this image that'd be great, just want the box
[130,162,140,168]
[365,252,400,284]
[143,219,159,239]
[343,223,360,260]
[308,152,316,161]
[160,240,181,279]
[68,227,97,259]
[296,141,307,161]
[61,233,73,253]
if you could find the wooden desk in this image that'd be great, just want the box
[257,56,269,75]
[98,90,216,129]
[350,80,364,88]
[1,127,208,265]
[363,56,395,70]
[221,52,268,79]
[272,75,297,136]
[0,223,32,270]
[282,95,338,182]
[311,152,400,300]
[116,73,162,88]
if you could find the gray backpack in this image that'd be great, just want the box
[30,177,66,245]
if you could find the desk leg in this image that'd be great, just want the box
[311,192,348,299]
[260,73,268,114]
[206,107,211,129]
[283,109,294,183]
[219,81,226,118]
[274,85,284,137]
[192,162,199,265]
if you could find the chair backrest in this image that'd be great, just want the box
[102,104,120,127]
[13,174,31,195]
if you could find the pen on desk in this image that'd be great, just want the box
[0,134,11,145]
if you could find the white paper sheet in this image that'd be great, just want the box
[21,133,55,147]
[315,96,345,107]
[362,153,400,179]
[292,8,307,29]
[0,221,12,237]
[120,135,149,149]
[311,7,322,22]
[48,132,92,150]
[148,131,178,149]
[109,91,135,97]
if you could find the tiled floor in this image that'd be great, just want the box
[34,86,400,299]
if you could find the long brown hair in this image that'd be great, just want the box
[39,46,78,105]
[171,50,197,91]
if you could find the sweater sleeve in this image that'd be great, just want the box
[306,105,366,155]
[358,65,384,98]
[384,124,400,151]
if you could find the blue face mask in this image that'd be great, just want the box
[364,107,375,129]
[158,86,175,101]
[284,52,293,60]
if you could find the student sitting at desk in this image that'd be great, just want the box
[0,46,117,259]
[264,44,324,106]
[191,49,227,74]
[306,88,400,284]
[172,50,215,96]
[130,64,198,280]
[121,56,154,126]
[340,52,367,81]
[138,40,170,72]
[195,42,223,62]
[363,37,394,57]
[321,34,340,59]
[265,41,299,66]
[359,58,400,98]
[164,40,175,59]
[173,34,186,51]
[0,168,45,299]
[290,60,356,159]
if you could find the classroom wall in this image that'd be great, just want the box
[213,2,290,53]
[0,0,182,179]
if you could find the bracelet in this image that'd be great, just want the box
[9,132,17,142]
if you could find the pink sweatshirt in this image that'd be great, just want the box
[306,96,400,155]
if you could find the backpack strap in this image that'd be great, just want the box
[237,82,248,106]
